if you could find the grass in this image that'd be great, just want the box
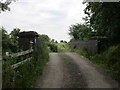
[71,45,120,82]
[2,38,49,88]
[3,52,49,88]
[91,45,120,82]
[56,43,70,52]
[70,48,91,59]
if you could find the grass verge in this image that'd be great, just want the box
[2,36,49,88]
[71,45,120,83]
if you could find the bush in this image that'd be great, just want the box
[56,43,70,52]
[48,43,58,52]
[105,45,120,81]
[91,44,120,82]
[2,36,49,88]
[72,44,120,82]
[70,48,91,59]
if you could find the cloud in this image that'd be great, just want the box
[0,0,86,41]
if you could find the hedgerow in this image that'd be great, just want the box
[2,35,49,88]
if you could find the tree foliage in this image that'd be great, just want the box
[3,32,49,88]
[69,24,92,40]
[1,27,19,54]
[39,34,50,42]
[0,0,15,13]
[84,2,120,44]
[51,39,55,43]
[10,28,20,40]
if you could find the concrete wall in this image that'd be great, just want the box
[70,40,98,55]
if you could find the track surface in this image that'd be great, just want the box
[34,52,119,88]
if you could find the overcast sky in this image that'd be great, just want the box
[0,0,86,42]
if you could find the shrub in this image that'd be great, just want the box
[48,43,58,52]
[105,45,120,81]
[2,35,49,88]
[72,44,120,82]
[91,44,120,82]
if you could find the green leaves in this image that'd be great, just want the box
[0,0,15,13]
[84,2,120,44]
[10,28,20,40]
[69,24,92,40]
[1,27,19,54]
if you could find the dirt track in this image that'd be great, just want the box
[34,52,119,88]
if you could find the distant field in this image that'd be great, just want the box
[56,43,70,52]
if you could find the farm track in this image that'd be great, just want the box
[34,52,119,88]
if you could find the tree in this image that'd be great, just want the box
[60,40,64,43]
[10,28,20,40]
[0,0,15,13]
[39,34,50,43]
[1,27,11,53]
[84,2,120,44]
[69,23,92,40]
[51,39,55,43]
[55,41,58,43]
[64,41,67,43]
[1,27,19,54]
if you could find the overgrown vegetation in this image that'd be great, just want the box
[56,42,69,52]
[69,47,91,60]
[48,42,58,52]
[69,24,92,41]
[68,2,120,83]
[84,2,120,44]
[2,29,49,88]
[71,45,120,82]
[2,27,20,55]
[91,45,120,82]
[38,35,58,52]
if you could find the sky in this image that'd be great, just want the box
[0,0,86,42]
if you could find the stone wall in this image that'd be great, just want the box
[70,40,98,55]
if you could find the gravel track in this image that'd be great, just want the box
[34,52,119,88]
[65,52,119,88]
